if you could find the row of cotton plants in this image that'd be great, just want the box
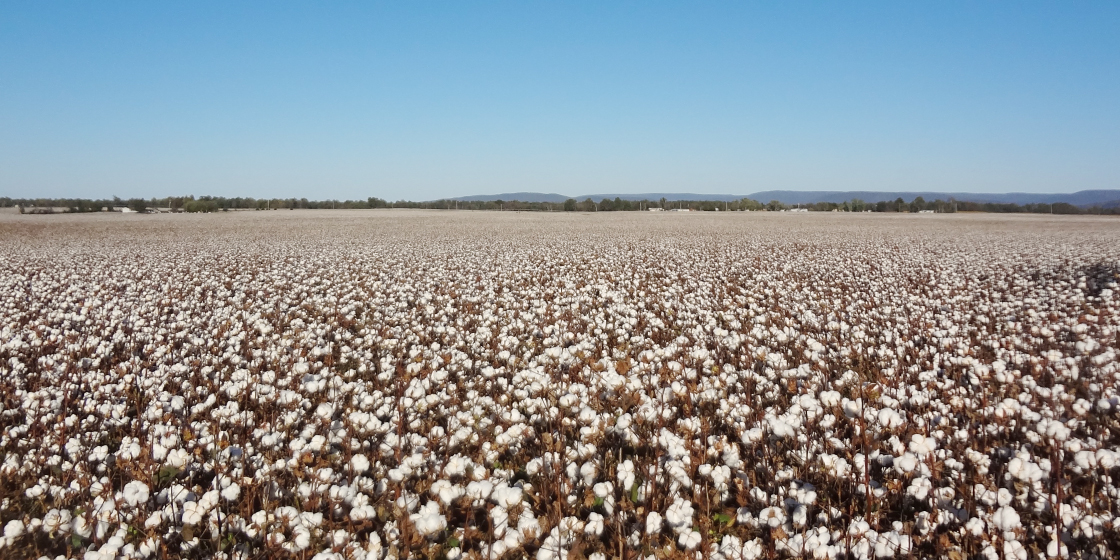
[0,211,1118,560]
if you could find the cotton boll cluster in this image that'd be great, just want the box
[0,210,1118,559]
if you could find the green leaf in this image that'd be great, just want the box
[594,497,604,507]
[713,512,733,525]
[445,536,460,549]
[157,465,181,484]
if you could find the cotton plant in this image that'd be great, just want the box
[0,211,1118,559]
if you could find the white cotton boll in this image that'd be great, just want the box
[584,512,605,537]
[769,419,796,438]
[842,398,863,418]
[664,498,695,535]
[894,453,919,474]
[741,427,764,444]
[1036,419,1070,442]
[965,517,985,536]
[1007,457,1045,483]
[820,391,841,408]
[646,512,663,535]
[877,409,904,430]
[759,506,785,528]
[820,454,851,477]
[166,448,191,469]
[122,481,149,507]
[350,454,370,474]
[617,459,636,491]
[43,509,73,533]
[117,438,143,462]
[593,481,613,499]
[492,485,523,508]
[221,483,240,502]
[678,530,701,550]
[906,478,932,501]
[4,520,25,540]
[466,480,494,502]
[997,488,1013,507]
[908,435,937,457]
[874,531,913,557]
[410,501,447,538]
[1046,539,1068,558]
[71,516,92,539]
[181,502,205,526]
[580,462,597,486]
[1004,540,1028,560]
[1098,449,1118,469]
[289,526,312,551]
[992,506,1021,532]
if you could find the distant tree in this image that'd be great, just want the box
[911,196,926,211]
[564,198,577,211]
[895,197,905,212]
[184,200,218,213]
[739,198,763,211]
[128,198,148,213]
[659,197,667,209]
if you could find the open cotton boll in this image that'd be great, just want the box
[645,512,663,535]
[165,448,191,469]
[992,506,1021,533]
[410,501,447,538]
[584,512,605,537]
[759,506,785,528]
[349,454,370,474]
[466,480,494,503]
[181,502,205,526]
[122,481,149,507]
[769,418,796,438]
[579,462,597,486]
[220,483,240,502]
[617,460,636,491]
[491,484,523,508]
[894,453,919,474]
[664,497,695,535]
[679,530,702,550]
[908,435,937,457]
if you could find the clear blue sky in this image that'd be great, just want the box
[2,2,1118,201]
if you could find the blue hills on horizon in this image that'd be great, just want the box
[450,189,1120,207]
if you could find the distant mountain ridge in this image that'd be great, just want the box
[449,189,1120,207]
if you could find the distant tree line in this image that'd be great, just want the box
[2,194,1115,215]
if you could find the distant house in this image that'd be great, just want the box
[648,207,664,212]
[918,210,935,214]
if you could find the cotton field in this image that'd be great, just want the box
[1,210,1119,560]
